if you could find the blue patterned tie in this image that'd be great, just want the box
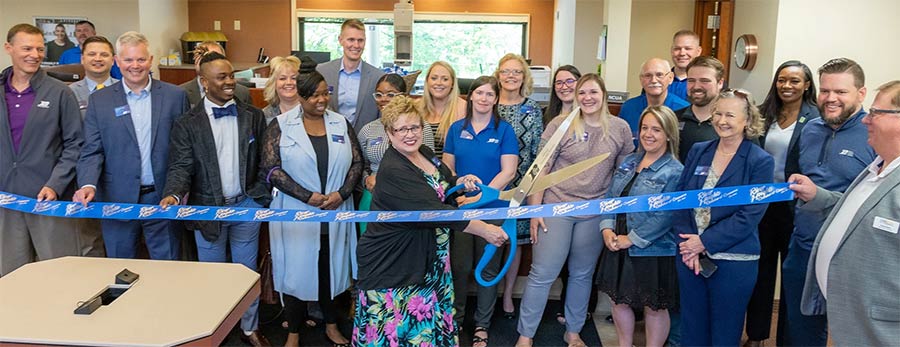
[212,103,238,119]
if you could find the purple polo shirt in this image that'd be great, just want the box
[4,72,35,153]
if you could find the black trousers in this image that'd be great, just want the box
[283,227,341,333]
[745,200,793,341]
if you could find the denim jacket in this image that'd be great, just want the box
[599,152,684,256]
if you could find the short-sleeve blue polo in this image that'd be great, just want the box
[444,118,520,188]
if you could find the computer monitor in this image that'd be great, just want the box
[291,51,331,64]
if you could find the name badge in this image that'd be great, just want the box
[114,105,131,118]
[460,130,474,140]
[331,134,345,144]
[694,166,710,176]
[679,121,686,130]
[79,101,88,110]
[873,216,899,234]
[368,137,384,146]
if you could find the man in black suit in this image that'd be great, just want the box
[160,52,271,346]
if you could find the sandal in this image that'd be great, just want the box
[473,327,489,347]
[556,312,566,325]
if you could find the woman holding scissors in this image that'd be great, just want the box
[515,73,635,347]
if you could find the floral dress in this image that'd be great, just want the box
[353,171,459,347]
[498,98,544,243]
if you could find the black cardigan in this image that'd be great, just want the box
[356,145,469,290]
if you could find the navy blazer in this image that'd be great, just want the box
[77,79,189,203]
[674,139,774,256]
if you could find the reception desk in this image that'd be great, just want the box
[159,62,270,85]
[0,257,259,347]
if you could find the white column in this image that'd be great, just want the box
[602,0,631,92]
[551,0,576,68]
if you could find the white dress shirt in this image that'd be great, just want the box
[203,97,242,198]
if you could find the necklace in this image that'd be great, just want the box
[716,149,737,156]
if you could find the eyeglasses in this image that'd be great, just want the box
[499,69,524,76]
[867,107,900,118]
[722,88,751,101]
[554,78,577,87]
[391,125,422,135]
[640,71,670,80]
[373,92,403,99]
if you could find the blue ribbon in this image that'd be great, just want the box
[0,183,793,224]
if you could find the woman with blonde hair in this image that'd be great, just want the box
[516,73,634,347]
[261,55,302,124]
[492,53,545,319]
[596,105,684,347]
[420,61,467,158]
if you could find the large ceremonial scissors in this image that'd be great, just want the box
[446,107,609,286]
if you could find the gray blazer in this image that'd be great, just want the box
[69,77,119,118]
[0,67,83,198]
[799,161,900,346]
[315,58,384,134]
[179,77,250,109]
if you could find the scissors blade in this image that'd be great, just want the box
[499,153,609,201]
[508,107,581,207]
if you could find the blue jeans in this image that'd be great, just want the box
[677,258,757,347]
[780,243,828,347]
[194,196,262,332]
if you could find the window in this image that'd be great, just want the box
[298,11,528,79]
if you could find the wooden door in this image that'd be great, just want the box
[693,0,735,82]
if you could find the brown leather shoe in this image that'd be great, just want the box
[240,330,271,347]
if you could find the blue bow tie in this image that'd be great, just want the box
[212,104,237,119]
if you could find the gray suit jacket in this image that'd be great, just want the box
[69,77,119,118]
[799,161,900,346]
[0,67,83,199]
[315,58,384,133]
[178,77,250,109]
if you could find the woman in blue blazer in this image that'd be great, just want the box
[674,89,774,346]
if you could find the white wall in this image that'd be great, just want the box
[602,0,632,93]
[772,0,900,106]
[573,0,604,75]
[728,0,780,100]
[626,0,694,97]
[138,0,189,76]
[0,0,140,68]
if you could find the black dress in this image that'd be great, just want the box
[595,173,679,311]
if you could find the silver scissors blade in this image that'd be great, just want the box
[508,107,581,207]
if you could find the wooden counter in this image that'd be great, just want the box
[158,62,270,85]
[0,257,259,347]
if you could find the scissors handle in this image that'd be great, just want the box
[447,183,517,287]
[445,183,500,209]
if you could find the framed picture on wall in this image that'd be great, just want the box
[34,16,87,64]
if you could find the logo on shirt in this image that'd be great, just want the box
[839,149,855,158]
[487,138,500,144]
[37,100,50,109]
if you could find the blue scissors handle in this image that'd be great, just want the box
[447,183,517,287]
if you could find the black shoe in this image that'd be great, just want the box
[605,314,614,323]
[504,310,515,319]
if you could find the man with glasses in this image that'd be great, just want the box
[316,18,384,133]
[788,80,900,346]
[619,57,689,147]
[780,58,875,347]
